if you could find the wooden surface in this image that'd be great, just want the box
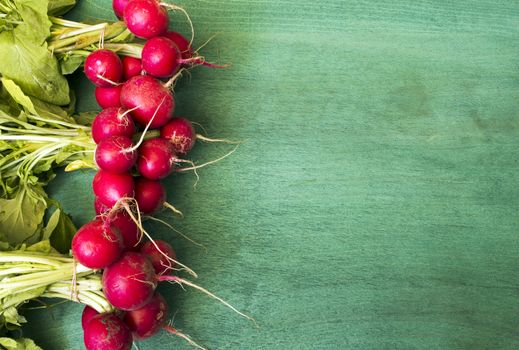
[23,0,519,349]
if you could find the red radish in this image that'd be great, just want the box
[94,86,122,108]
[94,196,110,215]
[93,170,134,207]
[123,291,204,347]
[164,31,193,60]
[120,75,174,129]
[142,36,225,78]
[140,240,176,275]
[81,306,99,329]
[95,136,137,174]
[141,36,182,78]
[134,178,165,214]
[113,0,132,19]
[137,138,177,180]
[102,252,157,311]
[123,0,168,39]
[122,56,142,80]
[91,107,136,144]
[71,219,123,269]
[160,117,196,155]
[84,49,123,87]
[110,211,141,250]
[124,292,167,339]
[83,313,132,350]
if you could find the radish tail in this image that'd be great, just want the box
[159,276,256,325]
[163,325,206,350]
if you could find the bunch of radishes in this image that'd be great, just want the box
[72,1,239,349]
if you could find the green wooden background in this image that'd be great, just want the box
[22,0,519,349]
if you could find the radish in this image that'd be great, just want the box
[141,36,182,78]
[161,117,239,156]
[92,170,134,207]
[123,0,168,39]
[122,56,142,80]
[102,252,157,311]
[134,177,184,216]
[81,305,99,330]
[94,196,110,215]
[142,36,227,78]
[164,31,193,60]
[160,117,196,155]
[123,292,204,348]
[120,75,174,129]
[94,86,122,109]
[110,211,141,250]
[71,219,123,269]
[123,292,167,339]
[83,313,132,350]
[113,0,132,19]
[136,138,177,180]
[134,177,165,214]
[139,240,176,275]
[91,107,136,144]
[84,49,123,87]
[95,136,137,174]
[81,306,99,330]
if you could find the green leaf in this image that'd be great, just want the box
[59,54,83,75]
[11,0,52,43]
[0,78,37,115]
[0,337,42,350]
[1,307,25,328]
[0,185,47,245]
[0,0,70,105]
[25,239,53,254]
[47,0,76,16]
[42,207,76,253]
[30,96,75,123]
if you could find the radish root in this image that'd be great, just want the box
[159,276,257,325]
[145,216,207,251]
[107,198,198,278]
[159,3,195,46]
[163,201,184,218]
[95,74,121,86]
[125,98,165,153]
[163,325,206,350]
[196,134,242,145]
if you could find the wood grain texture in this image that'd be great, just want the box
[21,0,519,349]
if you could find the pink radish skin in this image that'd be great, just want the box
[141,36,183,78]
[92,108,136,144]
[164,31,193,60]
[160,117,196,155]
[140,240,177,275]
[102,252,157,311]
[93,170,135,207]
[123,0,168,39]
[122,56,142,80]
[94,86,122,109]
[120,75,175,129]
[95,136,137,174]
[113,0,132,19]
[83,313,132,350]
[82,306,99,330]
[110,212,141,251]
[94,196,110,215]
[137,138,177,180]
[71,219,123,269]
[124,292,168,339]
[134,178,165,214]
[84,49,123,87]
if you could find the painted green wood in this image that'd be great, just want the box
[22,0,519,349]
